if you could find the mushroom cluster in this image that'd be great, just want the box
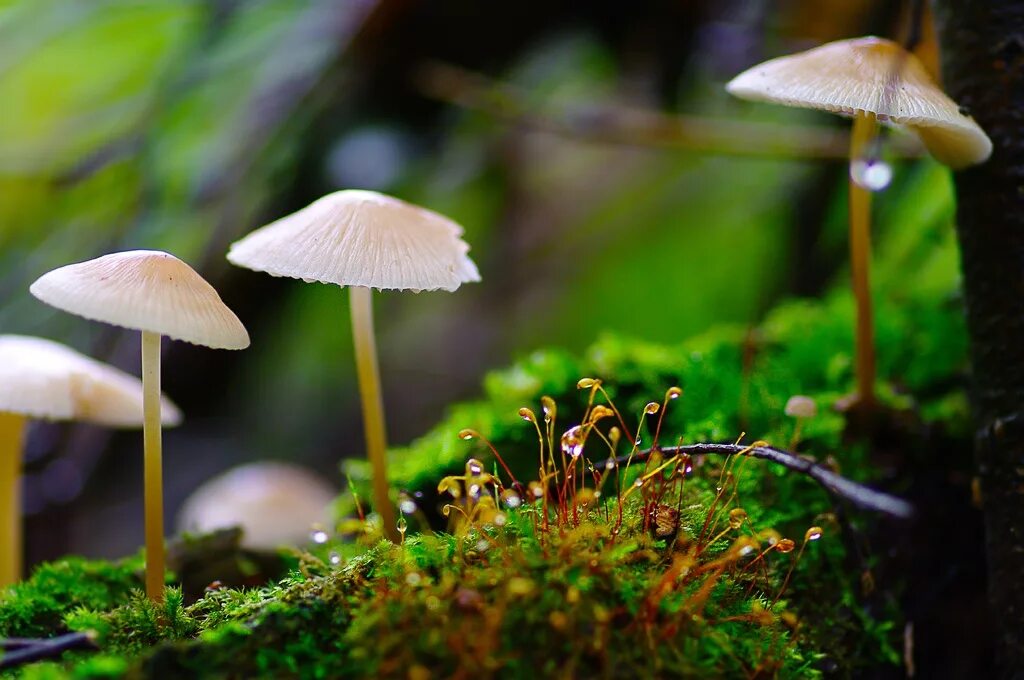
[7,190,478,594]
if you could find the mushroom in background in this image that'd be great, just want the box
[227,190,480,543]
[726,36,991,411]
[176,462,337,551]
[0,334,181,587]
[30,250,250,602]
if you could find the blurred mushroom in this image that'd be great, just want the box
[227,190,480,542]
[31,250,249,601]
[727,36,991,410]
[784,395,817,449]
[0,334,180,586]
[176,462,337,551]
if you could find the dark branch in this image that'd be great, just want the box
[0,633,97,670]
[599,442,915,519]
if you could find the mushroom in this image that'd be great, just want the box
[726,36,991,409]
[226,189,480,542]
[784,395,817,449]
[0,334,181,587]
[30,250,249,601]
[177,462,337,551]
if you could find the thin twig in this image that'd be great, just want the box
[599,442,914,519]
[0,632,97,669]
[415,61,924,161]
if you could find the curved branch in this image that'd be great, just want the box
[600,442,914,519]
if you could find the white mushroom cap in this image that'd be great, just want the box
[30,251,250,350]
[227,190,481,292]
[784,395,818,419]
[726,36,992,168]
[0,335,181,427]
[176,462,337,551]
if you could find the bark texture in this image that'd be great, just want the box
[937,2,1024,675]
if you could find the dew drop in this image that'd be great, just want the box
[604,459,615,470]
[850,158,893,191]
[459,429,477,441]
[494,513,508,526]
[667,387,683,400]
[644,402,660,415]
[329,551,341,565]
[634,435,643,446]
[310,527,329,544]
[519,407,536,423]
[529,481,545,499]
[466,458,484,476]
[501,490,522,508]
[406,572,422,586]
[399,498,417,515]
[805,526,824,542]
[541,396,557,424]
[633,478,644,488]
[561,425,585,458]
[577,378,598,389]
[468,483,482,498]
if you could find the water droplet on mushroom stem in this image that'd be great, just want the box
[850,158,893,191]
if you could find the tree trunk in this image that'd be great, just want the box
[936,2,1024,675]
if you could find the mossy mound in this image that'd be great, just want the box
[0,165,966,678]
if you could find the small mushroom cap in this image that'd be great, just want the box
[227,189,481,292]
[30,251,250,350]
[176,462,337,551]
[784,395,818,419]
[0,334,182,427]
[726,36,992,168]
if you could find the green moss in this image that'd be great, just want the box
[0,558,142,639]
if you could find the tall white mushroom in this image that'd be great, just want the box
[31,250,249,601]
[0,334,181,587]
[227,190,480,542]
[726,36,991,409]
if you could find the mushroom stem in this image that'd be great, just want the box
[848,112,878,407]
[349,286,399,543]
[141,330,165,602]
[0,412,26,587]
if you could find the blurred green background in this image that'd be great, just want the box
[0,0,953,564]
